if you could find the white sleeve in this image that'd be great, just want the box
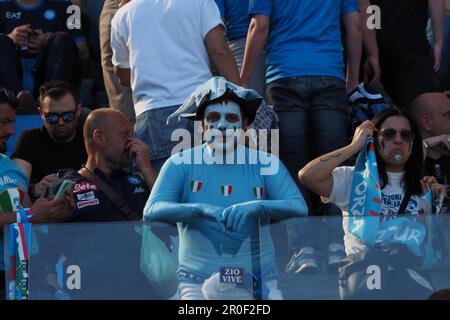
[321,166,355,212]
[111,11,130,69]
[201,0,225,39]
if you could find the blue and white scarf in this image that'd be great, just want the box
[348,139,442,265]
[348,138,382,246]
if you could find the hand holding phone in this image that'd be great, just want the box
[54,180,75,199]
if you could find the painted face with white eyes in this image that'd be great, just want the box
[203,100,243,154]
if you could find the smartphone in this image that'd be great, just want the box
[54,180,75,199]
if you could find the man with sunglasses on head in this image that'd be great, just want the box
[11,81,87,199]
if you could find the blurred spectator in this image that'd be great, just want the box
[11,81,87,199]
[215,0,266,96]
[111,0,241,172]
[0,86,75,299]
[0,0,89,99]
[99,0,134,122]
[241,0,362,274]
[412,93,450,192]
[372,0,443,109]
[48,108,156,222]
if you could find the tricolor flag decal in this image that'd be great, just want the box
[0,188,25,212]
[253,187,264,199]
[221,185,233,197]
[190,180,202,193]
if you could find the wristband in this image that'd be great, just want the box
[25,208,37,223]
[18,208,36,223]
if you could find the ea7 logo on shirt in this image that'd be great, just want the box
[6,12,21,19]
[73,182,97,194]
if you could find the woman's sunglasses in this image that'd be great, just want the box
[379,128,415,143]
[43,111,76,124]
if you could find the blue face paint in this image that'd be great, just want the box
[203,101,243,153]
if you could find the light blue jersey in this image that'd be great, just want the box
[249,0,359,83]
[0,153,29,271]
[144,144,307,279]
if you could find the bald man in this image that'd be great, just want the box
[412,92,450,192]
[48,108,157,222]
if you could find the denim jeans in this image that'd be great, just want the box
[267,76,349,250]
[134,105,193,173]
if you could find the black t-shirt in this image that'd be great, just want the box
[11,125,87,184]
[0,0,86,41]
[41,169,164,299]
[372,0,430,54]
[49,168,150,222]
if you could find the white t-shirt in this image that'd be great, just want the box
[111,0,223,117]
[323,166,430,255]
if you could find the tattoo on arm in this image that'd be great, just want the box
[320,153,342,162]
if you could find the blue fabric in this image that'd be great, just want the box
[134,105,192,161]
[0,153,29,271]
[249,0,359,83]
[145,144,306,278]
[348,139,382,246]
[215,0,251,41]
[348,141,439,264]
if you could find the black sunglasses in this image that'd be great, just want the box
[379,128,415,143]
[43,111,76,124]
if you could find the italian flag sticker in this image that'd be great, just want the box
[253,187,264,199]
[0,188,25,212]
[190,180,202,193]
[221,185,233,197]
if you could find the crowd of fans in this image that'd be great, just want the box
[0,0,450,300]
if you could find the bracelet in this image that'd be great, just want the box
[17,208,36,223]
[423,140,430,149]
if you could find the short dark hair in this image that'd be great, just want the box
[0,87,18,110]
[372,108,424,196]
[38,81,79,107]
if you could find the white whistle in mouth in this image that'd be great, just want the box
[394,154,402,162]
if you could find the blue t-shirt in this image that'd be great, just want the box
[215,0,250,41]
[0,153,29,271]
[145,144,306,278]
[249,0,359,83]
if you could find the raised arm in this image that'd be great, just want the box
[299,121,374,198]
[429,0,445,72]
